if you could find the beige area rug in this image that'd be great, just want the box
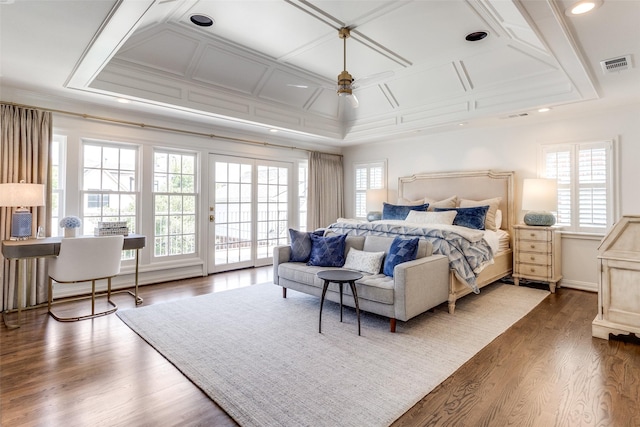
[117,282,549,427]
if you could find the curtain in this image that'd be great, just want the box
[307,151,344,230]
[1,104,52,311]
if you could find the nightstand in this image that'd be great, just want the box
[513,224,562,292]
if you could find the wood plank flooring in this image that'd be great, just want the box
[2,268,639,426]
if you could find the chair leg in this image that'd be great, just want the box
[48,276,119,322]
[91,280,96,316]
[48,278,53,314]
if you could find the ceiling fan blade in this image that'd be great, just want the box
[352,70,394,89]
[347,93,359,108]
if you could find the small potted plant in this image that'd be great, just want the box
[59,216,82,238]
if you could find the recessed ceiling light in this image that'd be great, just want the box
[269,129,278,133]
[116,98,131,104]
[465,31,488,42]
[565,0,603,16]
[538,107,551,113]
[190,14,214,27]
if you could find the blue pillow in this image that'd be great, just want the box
[383,236,420,277]
[308,233,348,267]
[382,202,429,220]
[289,229,312,262]
[434,205,489,230]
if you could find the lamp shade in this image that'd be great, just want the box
[0,183,45,207]
[0,183,45,239]
[522,178,557,226]
[522,179,557,212]
[366,189,387,213]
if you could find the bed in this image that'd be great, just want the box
[330,170,514,313]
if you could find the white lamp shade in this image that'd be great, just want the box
[0,183,45,207]
[366,189,387,213]
[522,178,557,212]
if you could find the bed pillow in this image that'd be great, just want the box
[396,197,426,206]
[434,205,490,230]
[459,197,501,231]
[382,202,429,220]
[495,209,503,230]
[383,236,420,277]
[405,210,457,226]
[343,248,385,275]
[424,195,457,211]
[289,229,313,262]
[308,233,348,267]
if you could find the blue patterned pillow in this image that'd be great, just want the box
[308,233,348,267]
[383,236,420,277]
[289,229,312,262]
[382,202,429,220]
[434,205,489,230]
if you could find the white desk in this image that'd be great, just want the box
[1,234,145,328]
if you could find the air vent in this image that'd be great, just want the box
[507,112,529,119]
[600,55,632,74]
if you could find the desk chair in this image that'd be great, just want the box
[47,235,124,322]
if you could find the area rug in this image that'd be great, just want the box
[117,282,549,427]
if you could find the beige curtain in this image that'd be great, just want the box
[307,151,344,230]
[1,104,52,311]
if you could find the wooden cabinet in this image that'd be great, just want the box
[593,215,640,340]
[513,224,562,292]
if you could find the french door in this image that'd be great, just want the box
[208,155,291,273]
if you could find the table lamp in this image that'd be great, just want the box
[366,189,387,221]
[0,182,46,239]
[522,178,557,226]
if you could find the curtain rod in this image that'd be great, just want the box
[2,101,343,157]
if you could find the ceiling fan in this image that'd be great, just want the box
[289,27,394,109]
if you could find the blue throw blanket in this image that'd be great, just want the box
[327,221,494,293]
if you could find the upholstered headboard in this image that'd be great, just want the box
[398,170,515,233]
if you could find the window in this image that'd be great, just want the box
[153,150,197,257]
[51,135,65,236]
[542,140,615,233]
[82,141,138,259]
[354,161,386,218]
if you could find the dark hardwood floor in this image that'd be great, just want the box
[2,268,639,426]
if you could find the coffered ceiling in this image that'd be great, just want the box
[1,0,638,147]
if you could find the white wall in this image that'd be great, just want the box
[342,103,640,291]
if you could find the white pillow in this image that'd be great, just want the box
[424,195,457,211]
[396,197,425,206]
[405,210,457,225]
[343,248,385,275]
[495,209,503,229]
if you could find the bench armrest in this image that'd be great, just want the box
[393,254,450,321]
[273,245,291,285]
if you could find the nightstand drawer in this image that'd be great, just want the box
[516,263,552,278]
[516,252,551,265]
[517,240,550,253]
[519,228,550,242]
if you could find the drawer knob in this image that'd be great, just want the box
[530,244,536,249]
[530,256,535,261]
[530,268,536,272]
[529,233,535,237]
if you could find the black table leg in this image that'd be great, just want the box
[319,280,329,333]
[339,282,344,322]
[349,280,361,336]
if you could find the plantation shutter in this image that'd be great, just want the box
[542,140,613,233]
[354,162,386,219]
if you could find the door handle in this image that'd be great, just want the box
[209,215,215,222]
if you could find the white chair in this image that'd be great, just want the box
[47,235,124,322]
